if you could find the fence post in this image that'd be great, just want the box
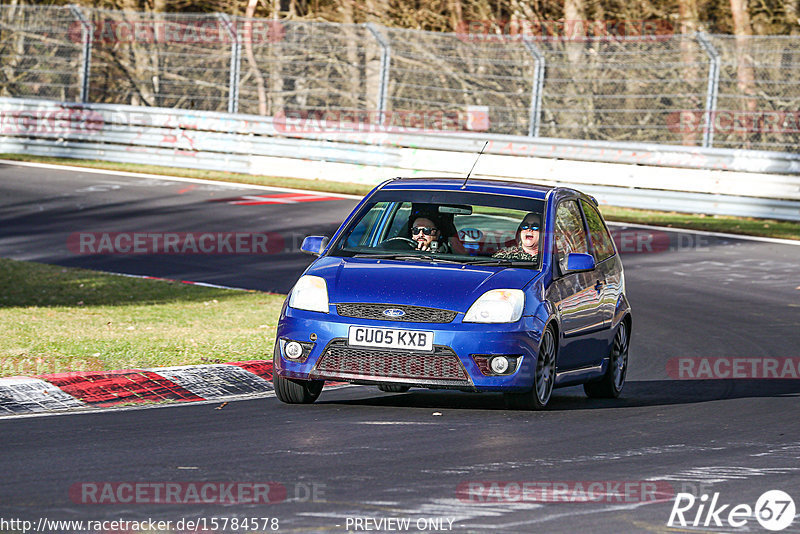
[522,38,545,138]
[217,13,241,114]
[366,23,390,126]
[695,32,720,148]
[68,4,92,103]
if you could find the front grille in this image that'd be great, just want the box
[336,303,458,323]
[311,340,470,384]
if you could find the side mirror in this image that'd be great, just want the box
[565,253,595,273]
[300,236,329,256]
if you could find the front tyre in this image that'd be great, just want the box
[273,373,324,404]
[504,325,557,410]
[584,321,629,399]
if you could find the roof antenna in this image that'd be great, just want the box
[461,140,489,189]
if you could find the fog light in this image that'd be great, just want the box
[285,341,304,359]
[490,356,510,374]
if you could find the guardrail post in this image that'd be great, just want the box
[522,38,545,138]
[217,13,241,114]
[366,23,391,126]
[68,4,92,103]
[695,32,720,148]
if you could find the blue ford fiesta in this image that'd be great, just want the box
[273,178,631,409]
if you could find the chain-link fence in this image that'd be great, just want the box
[381,26,537,136]
[1,5,799,152]
[236,21,380,117]
[83,9,233,111]
[0,5,84,103]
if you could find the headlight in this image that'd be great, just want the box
[464,289,524,323]
[288,275,329,313]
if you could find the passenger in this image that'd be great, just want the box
[492,212,541,261]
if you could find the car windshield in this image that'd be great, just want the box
[329,189,546,269]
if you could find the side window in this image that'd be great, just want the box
[581,200,616,262]
[344,202,390,248]
[554,200,589,272]
[385,203,412,239]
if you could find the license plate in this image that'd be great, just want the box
[348,326,434,352]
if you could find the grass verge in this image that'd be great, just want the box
[0,258,284,378]
[2,153,799,241]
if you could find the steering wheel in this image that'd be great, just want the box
[380,237,418,250]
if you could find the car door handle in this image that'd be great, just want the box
[594,280,604,292]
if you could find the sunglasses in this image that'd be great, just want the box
[412,226,438,236]
[519,224,540,231]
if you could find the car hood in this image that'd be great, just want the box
[305,256,540,312]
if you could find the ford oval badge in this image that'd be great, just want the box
[383,308,405,318]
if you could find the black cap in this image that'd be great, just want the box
[518,212,542,230]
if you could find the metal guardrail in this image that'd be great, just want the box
[1,97,799,221]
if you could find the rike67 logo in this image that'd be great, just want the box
[668,490,796,531]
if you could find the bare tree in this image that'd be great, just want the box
[785,0,799,33]
[244,0,268,114]
[679,0,701,145]
[564,0,586,62]
[730,0,757,117]
[118,0,155,105]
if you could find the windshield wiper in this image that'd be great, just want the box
[352,253,463,264]
[422,256,464,264]
[352,253,422,261]
[463,258,537,267]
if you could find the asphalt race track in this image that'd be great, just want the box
[1,162,799,533]
[0,162,357,293]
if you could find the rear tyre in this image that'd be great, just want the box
[273,373,324,404]
[378,384,411,393]
[504,325,557,410]
[584,321,629,399]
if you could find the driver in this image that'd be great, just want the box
[411,215,446,252]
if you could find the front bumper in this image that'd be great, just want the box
[274,306,545,392]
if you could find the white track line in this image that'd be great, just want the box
[607,221,800,247]
[0,158,362,199]
[104,271,255,292]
